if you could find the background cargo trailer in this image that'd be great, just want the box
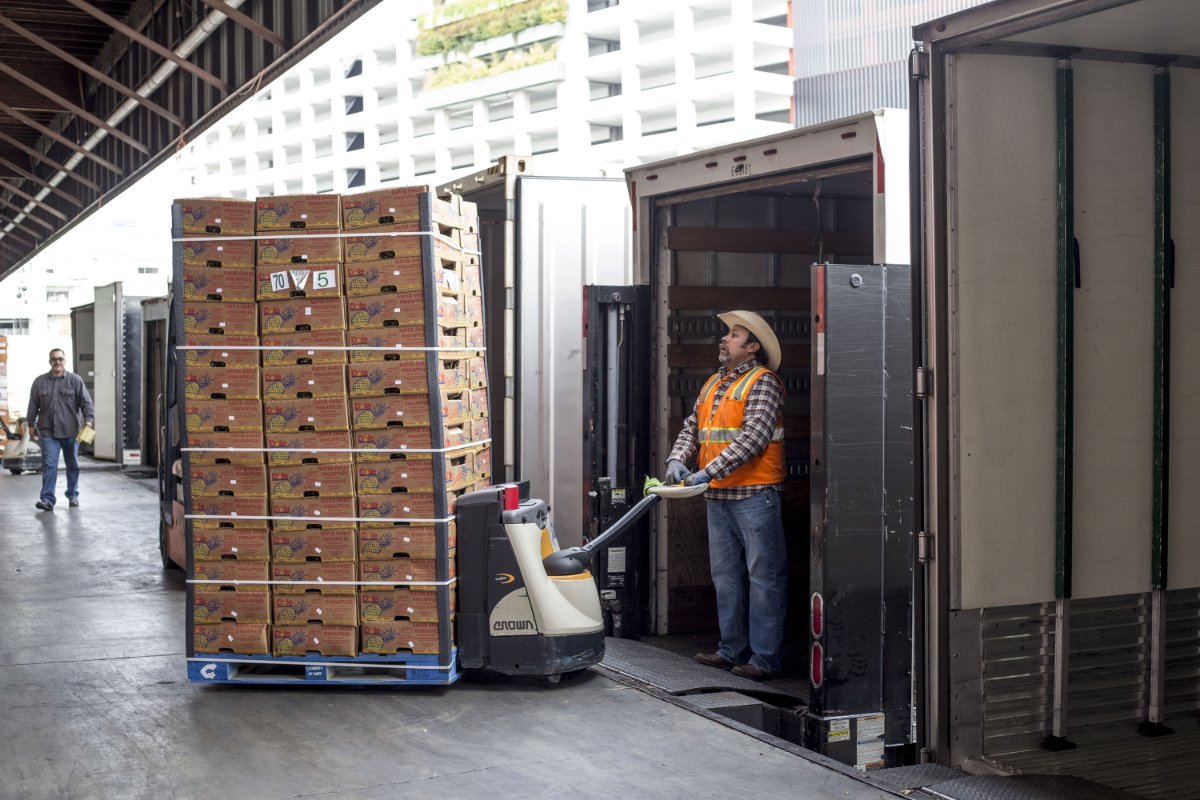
[914,0,1200,795]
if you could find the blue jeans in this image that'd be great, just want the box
[707,490,787,673]
[39,436,80,506]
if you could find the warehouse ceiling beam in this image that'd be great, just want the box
[197,0,287,50]
[0,195,58,233]
[0,155,86,210]
[0,215,41,246]
[0,60,151,156]
[0,130,103,194]
[0,100,124,176]
[0,11,186,129]
[64,0,233,94]
[0,179,69,221]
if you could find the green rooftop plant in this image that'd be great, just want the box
[424,40,559,90]
[417,0,567,57]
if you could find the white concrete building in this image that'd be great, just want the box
[179,0,795,197]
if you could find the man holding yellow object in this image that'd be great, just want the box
[665,311,786,681]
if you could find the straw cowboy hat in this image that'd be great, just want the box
[718,310,781,372]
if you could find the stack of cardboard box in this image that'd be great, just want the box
[178,187,489,669]
[341,186,489,658]
[176,197,272,656]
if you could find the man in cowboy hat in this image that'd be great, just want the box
[665,310,787,681]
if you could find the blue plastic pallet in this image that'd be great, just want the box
[188,650,460,685]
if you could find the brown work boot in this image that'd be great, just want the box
[731,663,775,682]
[694,652,735,670]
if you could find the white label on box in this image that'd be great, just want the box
[231,546,239,552]
[221,383,229,388]
[304,307,312,315]
[271,272,289,292]
[314,482,322,487]
[230,610,238,617]
[307,416,315,422]
[394,379,401,385]
[400,473,408,479]
[406,607,414,614]
[315,547,322,554]
[229,480,237,485]
[215,217,223,224]
[308,380,315,385]
[316,608,323,615]
[300,212,309,219]
[217,288,224,293]
[402,536,411,543]
[314,270,335,289]
[228,416,236,421]
[219,322,226,328]
[313,636,320,644]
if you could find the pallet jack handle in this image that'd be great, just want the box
[542,483,707,577]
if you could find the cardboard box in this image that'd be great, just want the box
[472,415,491,444]
[465,294,484,326]
[182,265,257,303]
[186,430,265,466]
[359,587,447,622]
[194,622,270,655]
[442,390,473,425]
[351,424,471,462]
[262,363,346,399]
[269,461,355,499]
[271,561,357,595]
[261,297,346,333]
[185,398,263,433]
[469,387,489,419]
[356,492,448,524]
[263,395,350,433]
[348,356,469,397]
[270,528,357,562]
[274,593,358,626]
[270,495,357,530]
[192,559,270,590]
[349,394,432,429]
[184,366,261,400]
[256,230,343,266]
[256,262,344,301]
[341,185,446,230]
[461,259,482,297]
[467,357,487,389]
[466,322,485,350]
[273,624,357,657]
[347,325,465,360]
[470,445,492,481]
[358,522,453,559]
[193,588,272,624]
[265,430,352,466]
[192,528,271,560]
[344,256,459,296]
[180,235,256,268]
[183,300,258,336]
[261,329,346,366]
[359,620,446,655]
[255,193,342,232]
[190,495,269,528]
[346,291,466,329]
[176,197,255,235]
[182,333,260,368]
[343,226,464,266]
[354,455,471,494]
[188,464,268,498]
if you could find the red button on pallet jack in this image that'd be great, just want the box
[502,484,520,511]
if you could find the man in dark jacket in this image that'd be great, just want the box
[27,348,94,511]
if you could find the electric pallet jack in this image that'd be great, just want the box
[456,480,706,679]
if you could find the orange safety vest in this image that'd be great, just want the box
[696,366,786,489]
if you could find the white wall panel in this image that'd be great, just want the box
[1071,61,1155,600]
[953,54,1058,609]
[1168,67,1200,590]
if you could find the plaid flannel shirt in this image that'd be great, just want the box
[669,359,786,501]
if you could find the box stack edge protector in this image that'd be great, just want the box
[173,203,199,662]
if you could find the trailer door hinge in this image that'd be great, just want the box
[911,50,929,80]
[915,367,931,398]
[917,530,933,564]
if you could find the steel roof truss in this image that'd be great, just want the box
[0,194,58,232]
[64,0,233,94]
[0,130,103,194]
[0,214,41,246]
[0,100,124,176]
[0,155,86,210]
[0,178,69,221]
[0,11,185,129]
[197,0,287,49]
[0,60,151,156]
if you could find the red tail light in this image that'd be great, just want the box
[811,642,824,687]
[502,484,519,511]
[811,592,824,637]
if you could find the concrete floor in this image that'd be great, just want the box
[0,465,900,800]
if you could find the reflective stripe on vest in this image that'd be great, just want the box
[696,366,786,488]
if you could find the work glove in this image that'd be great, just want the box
[684,468,711,487]
[665,459,689,485]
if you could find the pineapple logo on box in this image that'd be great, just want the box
[490,588,538,636]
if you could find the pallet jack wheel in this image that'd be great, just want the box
[159,516,174,571]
